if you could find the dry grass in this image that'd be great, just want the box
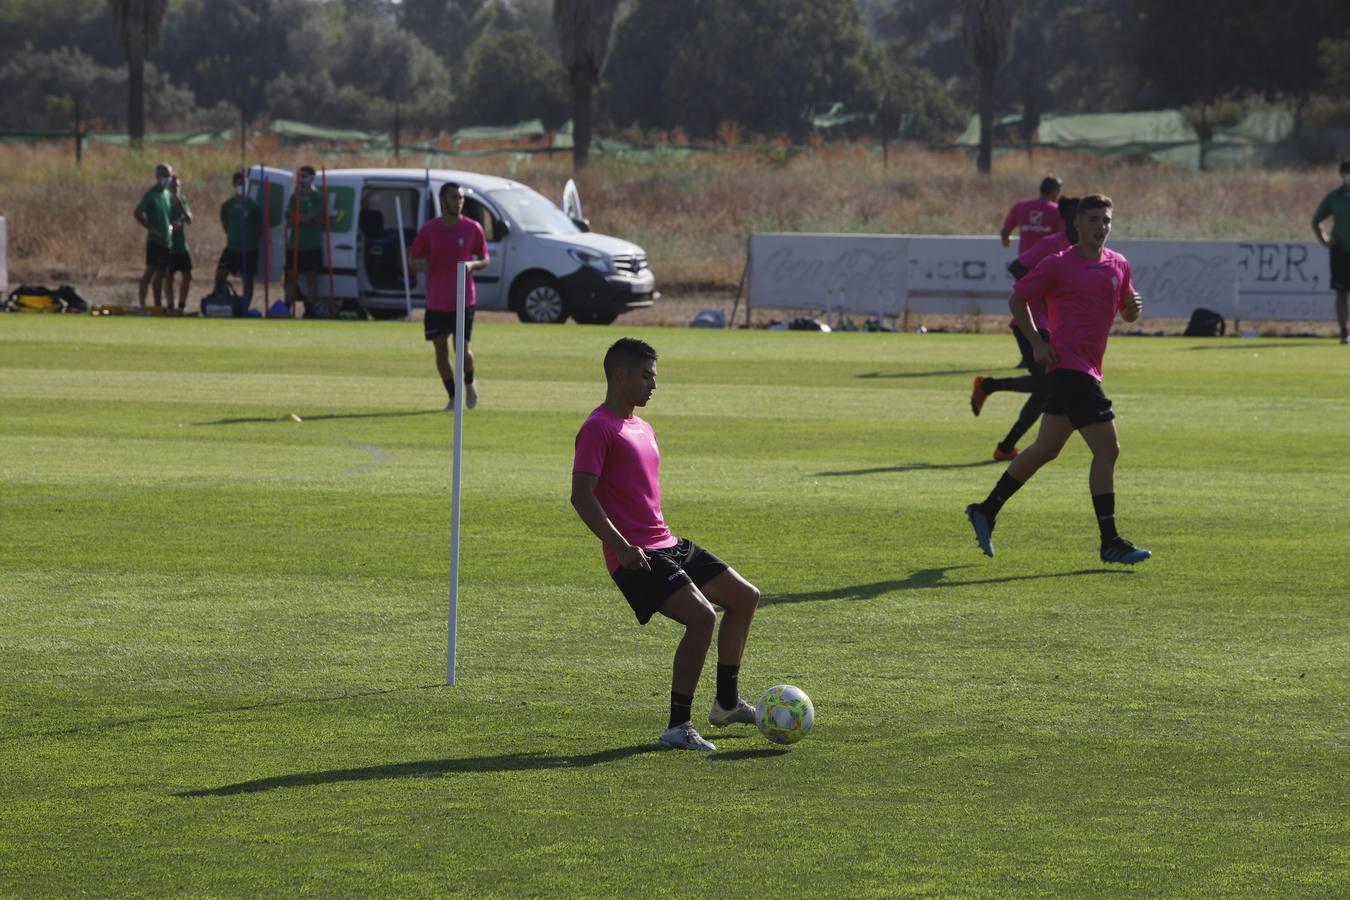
[0,138,1336,323]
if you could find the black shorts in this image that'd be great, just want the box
[1042,368,1114,429]
[145,242,172,270]
[1331,245,1350,292]
[610,538,731,625]
[217,248,259,277]
[286,248,324,275]
[424,308,475,342]
[169,251,192,274]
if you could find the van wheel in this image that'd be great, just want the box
[573,311,618,325]
[514,275,567,324]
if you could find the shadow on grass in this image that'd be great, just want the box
[815,460,998,477]
[763,566,1129,605]
[856,368,989,380]
[177,745,664,796]
[195,409,442,426]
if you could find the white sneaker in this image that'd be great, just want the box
[709,698,757,726]
[465,381,478,410]
[658,721,716,751]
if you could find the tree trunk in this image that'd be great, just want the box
[570,65,594,171]
[128,52,145,151]
[976,63,995,175]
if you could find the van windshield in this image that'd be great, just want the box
[488,187,581,236]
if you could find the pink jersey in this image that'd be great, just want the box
[408,215,487,312]
[1009,232,1073,326]
[1014,246,1133,382]
[1002,199,1063,254]
[573,405,677,573]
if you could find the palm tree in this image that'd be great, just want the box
[108,0,169,150]
[961,0,1021,175]
[552,0,621,169]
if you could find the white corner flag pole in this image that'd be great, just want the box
[447,261,466,685]
[394,197,413,321]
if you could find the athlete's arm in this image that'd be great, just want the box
[1000,227,1013,248]
[570,471,650,571]
[1009,291,1056,366]
[1121,290,1143,323]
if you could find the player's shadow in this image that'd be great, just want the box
[856,368,988,379]
[815,460,998,477]
[176,745,664,797]
[763,565,1128,605]
[196,410,442,426]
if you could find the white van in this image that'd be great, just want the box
[244,166,657,323]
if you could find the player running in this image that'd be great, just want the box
[964,194,1152,566]
[571,338,761,752]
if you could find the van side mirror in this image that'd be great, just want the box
[571,217,591,233]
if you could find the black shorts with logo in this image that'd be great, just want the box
[169,250,192,274]
[424,307,474,342]
[1331,244,1350,292]
[611,538,731,625]
[1042,368,1114,429]
[286,247,324,275]
[145,242,172,270]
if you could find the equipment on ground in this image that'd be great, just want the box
[756,684,814,745]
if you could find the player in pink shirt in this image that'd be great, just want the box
[1000,175,1063,254]
[408,182,488,410]
[966,194,1152,566]
[571,339,762,752]
[971,197,1079,462]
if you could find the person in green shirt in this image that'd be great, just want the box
[165,175,194,312]
[1311,160,1350,345]
[284,165,326,316]
[214,170,264,309]
[132,162,174,309]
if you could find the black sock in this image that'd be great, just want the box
[981,472,1025,519]
[1092,492,1119,543]
[669,691,693,729]
[715,663,740,710]
[442,378,455,399]
[464,369,475,384]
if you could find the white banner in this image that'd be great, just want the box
[747,233,1332,322]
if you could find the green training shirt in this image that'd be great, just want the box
[219,196,264,253]
[286,188,326,253]
[170,194,191,254]
[137,185,173,249]
[1312,187,1350,253]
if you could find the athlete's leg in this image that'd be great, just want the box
[138,266,154,305]
[431,331,454,382]
[1005,412,1074,482]
[150,267,166,306]
[1336,289,1348,342]
[178,270,191,309]
[1078,419,1120,496]
[700,568,760,666]
[658,585,717,697]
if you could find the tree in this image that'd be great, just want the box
[552,0,621,169]
[107,0,169,148]
[961,0,1020,174]
[452,29,568,129]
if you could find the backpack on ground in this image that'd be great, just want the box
[1184,307,1226,337]
[4,284,88,313]
[201,285,247,318]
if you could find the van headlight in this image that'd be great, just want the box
[568,248,613,273]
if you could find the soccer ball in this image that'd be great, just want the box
[755,684,814,745]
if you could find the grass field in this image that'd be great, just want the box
[2,315,1348,896]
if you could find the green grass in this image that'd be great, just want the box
[2,316,1348,896]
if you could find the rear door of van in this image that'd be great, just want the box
[354,177,428,312]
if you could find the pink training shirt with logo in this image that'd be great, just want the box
[1014,246,1133,382]
[1003,199,1063,254]
[1009,232,1072,326]
[573,405,678,573]
[408,215,487,312]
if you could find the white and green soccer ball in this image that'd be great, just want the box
[755,684,814,745]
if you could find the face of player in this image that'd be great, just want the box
[620,361,657,407]
[1076,205,1112,252]
[442,189,465,217]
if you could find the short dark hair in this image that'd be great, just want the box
[603,338,657,380]
[1077,193,1112,213]
[1340,160,1350,176]
[439,182,463,203]
[299,165,316,177]
[1057,196,1080,242]
[1040,175,1062,196]
[232,170,245,186]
